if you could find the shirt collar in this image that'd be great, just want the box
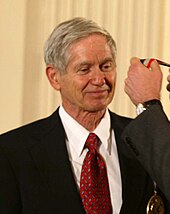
[94,109,111,154]
[59,106,111,158]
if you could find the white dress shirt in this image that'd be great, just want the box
[59,106,122,214]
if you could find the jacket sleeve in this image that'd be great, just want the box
[122,104,170,201]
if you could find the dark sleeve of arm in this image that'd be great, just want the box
[0,146,21,213]
[122,104,170,201]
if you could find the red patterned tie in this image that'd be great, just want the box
[80,133,112,213]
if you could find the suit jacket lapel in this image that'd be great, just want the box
[27,109,85,213]
[110,112,132,211]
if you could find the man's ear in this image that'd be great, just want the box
[46,64,61,90]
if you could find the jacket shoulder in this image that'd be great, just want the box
[0,109,62,146]
[109,110,132,129]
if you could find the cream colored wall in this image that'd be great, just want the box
[1,0,170,133]
[0,1,27,133]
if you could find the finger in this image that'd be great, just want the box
[130,57,141,65]
[150,59,161,71]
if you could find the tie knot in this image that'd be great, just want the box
[85,133,98,151]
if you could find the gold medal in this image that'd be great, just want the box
[146,190,165,214]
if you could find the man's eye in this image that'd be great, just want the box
[104,65,111,69]
[101,63,113,72]
[78,67,90,74]
[81,68,89,72]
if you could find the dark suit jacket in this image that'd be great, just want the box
[122,104,170,202]
[0,108,169,213]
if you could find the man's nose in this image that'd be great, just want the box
[91,68,106,85]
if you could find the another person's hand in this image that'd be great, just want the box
[124,57,162,105]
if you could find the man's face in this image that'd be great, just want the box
[56,34,116,113]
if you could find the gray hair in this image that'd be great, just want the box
[44,17,117,73]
